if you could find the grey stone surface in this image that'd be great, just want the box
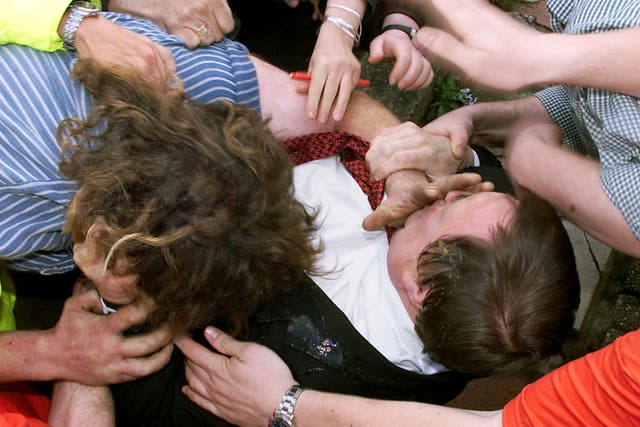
[579,253,640,353]
[563,221,604,329]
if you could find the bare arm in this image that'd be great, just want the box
[296,391,501,427]
[390,0,640,97]
[48,382,115,427]
[251,54,402,141]
[0,289,172,384]
[506,125,640,258]
[176,327,502,427]
[365,96,552,180]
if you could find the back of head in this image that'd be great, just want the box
[59,61,319,335]
[415,194,580,376]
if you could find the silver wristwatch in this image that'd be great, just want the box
[268,385,304,427]
[62,1,100,50]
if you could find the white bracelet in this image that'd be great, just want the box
[326,3,362,20]
[324,14,362,47]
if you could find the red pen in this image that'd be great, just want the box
[290,71,370,88]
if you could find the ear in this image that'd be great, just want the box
[399,270,429,320]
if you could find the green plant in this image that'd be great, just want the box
[425,75,473,122]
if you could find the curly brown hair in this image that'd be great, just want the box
[58,61,320,335]
[415,194,580,376]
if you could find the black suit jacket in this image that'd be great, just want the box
[112,278,472,427]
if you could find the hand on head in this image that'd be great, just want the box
[412,0,541,92]
[51,286,173,385]
[366,122,469,182]
[363,170,494,231]
[109,0,235,49]
[74,15,176,88]
[176,328,295,426]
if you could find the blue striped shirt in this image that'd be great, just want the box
[536,0,640,240]
[0,13,259,274]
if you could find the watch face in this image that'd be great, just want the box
[268,418,289,427]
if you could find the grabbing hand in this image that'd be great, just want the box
[366,122,470,182]
[412,0,541,92]
[75,16,176,88]
[307,21,362,123]
[109,0,235,48]
[176,328,296,426]
[369,30,433,90]
[50,288,173,385]
[363,170,493,230]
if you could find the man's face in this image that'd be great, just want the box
[387,191,517,319]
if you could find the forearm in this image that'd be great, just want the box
[540,30,640,98]
[295,390,502,427]
[509,131,640,258]
[0,329,63,382]
[462,97,553,148]
[49,382,115,427]
[339,90,401,139]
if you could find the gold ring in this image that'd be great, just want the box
[196,25,210,38]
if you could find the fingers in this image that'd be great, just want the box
[305,67,326,120]
[70,288,103,315]
[118,339,174,380]
[204,327,246,359]
[449,127,471,159]
[333,75,357,122]
[105,298,154,333]
[174,332,220,369]
[119,323,173,357]
[435,172,494,195]
[317,73,341,123]
[395,51,434,90]
[413,27,474,76]
[174,26,201,49]
[362,203,395,231]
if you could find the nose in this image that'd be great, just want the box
[444,190,470,201]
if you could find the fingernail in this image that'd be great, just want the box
[205,326,219,339]
[307,110,316,119]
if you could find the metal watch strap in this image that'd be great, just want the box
[381,24,417,40]
[269,385,304,427]
[62,1,100,50]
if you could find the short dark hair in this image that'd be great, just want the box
[59,61,320,335]
[415,194,580,376]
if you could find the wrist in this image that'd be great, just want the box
[268,384,304,427]
[323,1,365,47]
[60,1,101,50]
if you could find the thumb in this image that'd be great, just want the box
[449,128,471,159]
[413,27,472,72]
[204,326,245,358]
[362,205,390,231]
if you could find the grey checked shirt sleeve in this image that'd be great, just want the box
[535,86,584,153]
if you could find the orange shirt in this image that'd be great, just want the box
[503,328,640,427]
[0,383,50,427]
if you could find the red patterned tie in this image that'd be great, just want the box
[280,131,385,211]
